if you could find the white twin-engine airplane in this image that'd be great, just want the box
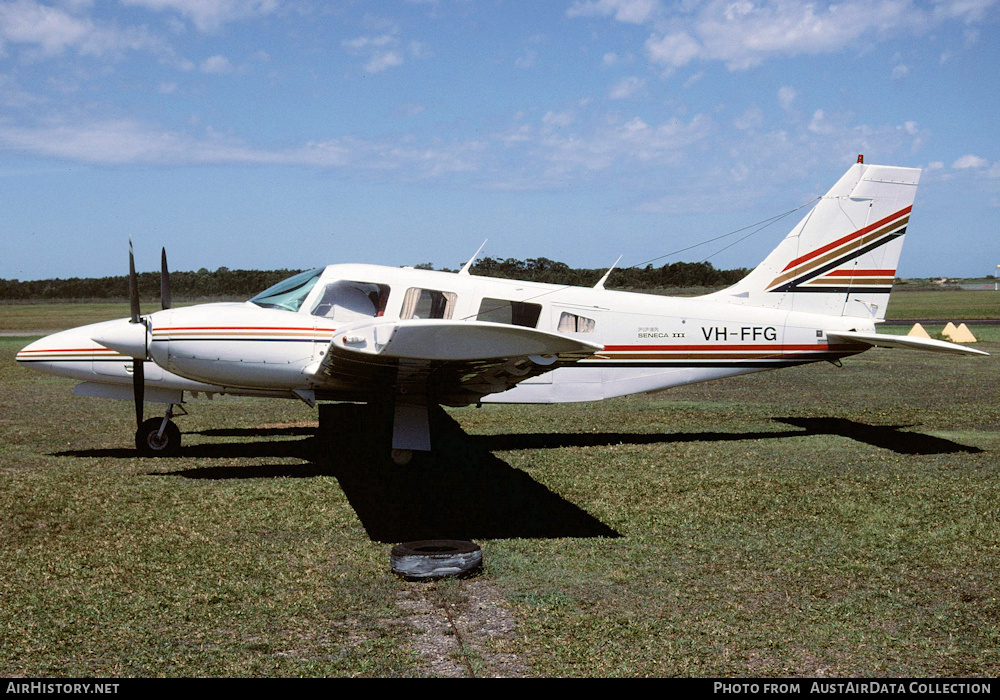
[17,160,988,463]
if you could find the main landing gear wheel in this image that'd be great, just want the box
[135,417,182,457]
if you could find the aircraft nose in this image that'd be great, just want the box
[15,335,51,364]
[15,326,123,376]
[91,318,150,359]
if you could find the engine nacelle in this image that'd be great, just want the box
[147,303,337,390]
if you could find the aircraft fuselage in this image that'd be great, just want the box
[17,262,870,406]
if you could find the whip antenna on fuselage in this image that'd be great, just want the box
[459,240,488,275]
[594,255,623,290]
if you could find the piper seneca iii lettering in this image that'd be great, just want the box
[17,159,988,464]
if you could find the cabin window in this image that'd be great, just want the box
[249,268,323,312]
[401,288,457,320]
[310,281,390,322]
[477,298,542,328]
[557,312,596,333]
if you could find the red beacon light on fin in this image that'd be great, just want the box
[858,154,864,163]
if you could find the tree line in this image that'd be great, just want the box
[0,259,748,302]
[462,256,749,289]
[0,267,300,302]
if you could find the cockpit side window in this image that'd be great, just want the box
[310,281,389,322]
[248,268,323,312]
[401,288,457,320]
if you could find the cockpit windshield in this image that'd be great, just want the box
[248,268,323,312]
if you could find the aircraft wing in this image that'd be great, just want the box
[825,330,990,356]
[310,319,603,404]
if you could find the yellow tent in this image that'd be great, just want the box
[907,323,931,338]
[949,323,978,343]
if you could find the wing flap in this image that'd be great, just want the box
[825,330,989,356]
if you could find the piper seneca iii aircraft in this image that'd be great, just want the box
[16,159,988,463]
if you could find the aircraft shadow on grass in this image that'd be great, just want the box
[51,408,981,543]
[479,416,983,457]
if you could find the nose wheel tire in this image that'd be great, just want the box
[135,418,182,457]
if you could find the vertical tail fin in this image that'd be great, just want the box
[706,161,921,320]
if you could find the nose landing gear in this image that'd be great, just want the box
[135,404,185,457]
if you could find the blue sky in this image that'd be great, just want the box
[1,0,997,283]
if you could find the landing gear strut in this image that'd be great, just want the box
[135,404,183,457]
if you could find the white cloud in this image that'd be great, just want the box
[897,120,928,152]
[952,154,989,169]
[697,1,914,70]
[808,109,836,135]
[576,0,993,72]
[0,0,160,57]
[120,0,279,33]
[542,110,576,128]
[734,107,764,131]
[342,30,425,74]
[567,0,660,24]
[0,1,91,55]
[0,119,209,165]
[645,31,700,69]
[0,118,486,177]
[608,76,645,99]
[932,0,997,23]
[364,50,404,74]
[515,49,537,69]
[200,54,232,74]
[682,71,704,89]
[342,33,397,52]
[778,86,796,111]
[539,113,711,174]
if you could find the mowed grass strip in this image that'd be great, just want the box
[885,290,1000,320]
[0,303,134,333]
[1,291,998,677]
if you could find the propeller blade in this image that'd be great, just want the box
[129,239,145,429]
[160,247,172,310]
[133,359,145,428]
[128,238,141,324]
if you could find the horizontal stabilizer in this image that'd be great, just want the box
[825,330,989,356]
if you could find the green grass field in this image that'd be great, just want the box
[885,290,1000,321]
[2,292,998,677]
